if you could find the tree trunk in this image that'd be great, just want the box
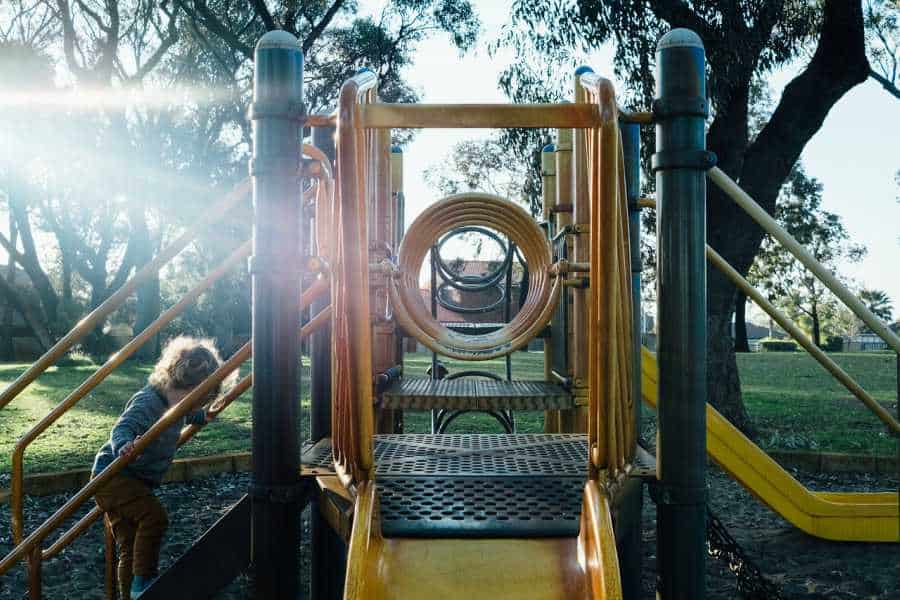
[811,306,822,348]
[0,275,53,352]
[700,0,869,434]
[1,218,19,360]
[733,291,750,352]
[131,209,161,361]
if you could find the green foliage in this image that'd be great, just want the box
[760,339,797,352]
[823,335,844,352]
[749,164,866,346]
[424,137,534,211]
[858,288,894,322]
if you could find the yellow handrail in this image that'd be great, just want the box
[0,180,250,411]
[0,284,330,580]
[8,240,251,544]
[579,71,635,478]
[707,167,900,354]
[331,70,378,486]
[43,373,254,561]
[640,197,900,434]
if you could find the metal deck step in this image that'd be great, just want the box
[303,434,588,538]
[380,378,574,411]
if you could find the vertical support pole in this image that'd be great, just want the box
[309,124,346,600]
[622,123,642,446]
[554,129,577,432]
[571,68,593,434]
[620,120,643,600]
[541,144,560,434]
[653,28,710,600]
[103,516,117,600]
[27,545,41,600]
[249,30,304,600]
[310,125,335,442]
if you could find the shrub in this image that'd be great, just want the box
[823,336,844,352]
[760,339,797,352]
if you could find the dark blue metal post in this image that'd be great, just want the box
[249,30,304,599]
[653,28,712,600]
[622,123,642,445]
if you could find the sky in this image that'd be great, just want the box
[374,1,900,316]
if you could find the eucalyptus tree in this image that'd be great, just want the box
[497,0,874,432]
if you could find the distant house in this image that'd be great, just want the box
[730,320,787,351]
[846,322,899,351]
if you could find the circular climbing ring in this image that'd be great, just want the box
[390,193,560,360]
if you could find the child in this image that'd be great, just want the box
[92,336,232,599]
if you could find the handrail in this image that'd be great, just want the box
[42,373,254,560]
[0,180,250,411]
[358,102,601,129]
[9,240,251,544]
[640,197,900,434]
[707,167,900,355]
[41,303,333,564]
[0,283,330,578]
[331,71,378,486]
[579,71,635,478]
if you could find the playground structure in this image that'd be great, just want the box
[0,26,898,600]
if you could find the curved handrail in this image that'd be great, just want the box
[0,283,330,578]
[331,70,379,486]
[707,166,900,355]
[0,180,251,411]
[640,196,900,434]
[578,72,635,477]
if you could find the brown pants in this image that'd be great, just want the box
[95,474,168,597]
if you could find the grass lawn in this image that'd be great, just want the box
[0,350,895,476]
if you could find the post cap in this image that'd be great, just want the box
[256,30,301,51]
[357,67,373,74]
[391,145,403,153]
[657,28,703,51]
[574,65,594,76]
[542,143,556,153]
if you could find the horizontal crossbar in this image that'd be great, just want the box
[358,103,601,129]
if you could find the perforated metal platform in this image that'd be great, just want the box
[302,434,588,537]
[381,378,574,411]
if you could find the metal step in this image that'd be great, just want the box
[381,378,574,411]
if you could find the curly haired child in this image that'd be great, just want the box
[91,336,234,599]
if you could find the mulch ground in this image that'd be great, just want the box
[1,468,897,599]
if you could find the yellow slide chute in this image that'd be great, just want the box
[641,347,898,543]
[343,482,623,600]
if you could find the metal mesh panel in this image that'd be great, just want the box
[381,378,574,410]
[379,477,583,537]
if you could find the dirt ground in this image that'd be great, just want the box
[1,468,897,599]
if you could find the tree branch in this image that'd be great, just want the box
[130,5,180,82]
[650,0,716,43]
[740,0,870,209]
[869,66,900,99]
[177,0,253,60]
[250,0,277,31]
[302,0,346,53]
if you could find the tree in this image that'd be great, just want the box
[498,0,873,433]
[424,137,533,210]
[1,1,483,358]
[749,165,866,347]
[865,0,900,99]
[858,288,894,322]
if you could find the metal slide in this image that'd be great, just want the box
[641,347,898,542]
[342,482,624,600]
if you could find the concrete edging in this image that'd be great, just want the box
[0,452,251,504]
